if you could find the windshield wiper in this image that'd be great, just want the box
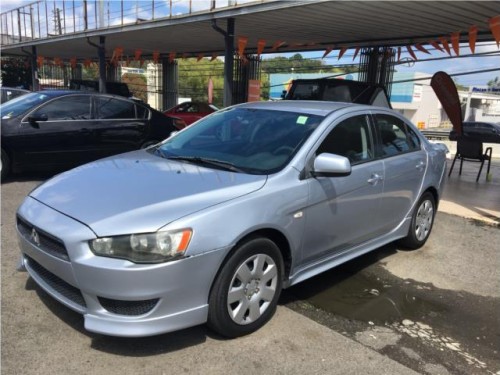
[167,156,245,173]
[153,147,168,159]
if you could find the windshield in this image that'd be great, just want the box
[1,92,56,119]
[153,107,323,175]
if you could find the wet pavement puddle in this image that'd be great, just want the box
[281,249,500,375]
[287,270,447,325]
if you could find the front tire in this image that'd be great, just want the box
[208,237,283,338]
[399,192,436,249]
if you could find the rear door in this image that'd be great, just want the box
[92,95,149,156]
[372,112,426,232]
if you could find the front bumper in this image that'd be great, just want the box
[17,196,227,337]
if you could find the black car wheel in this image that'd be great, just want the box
[208,237,283,338]
[1,149,10,180]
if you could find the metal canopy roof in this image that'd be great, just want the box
[1,1,498,60]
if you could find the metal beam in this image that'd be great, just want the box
[212,18,235,107]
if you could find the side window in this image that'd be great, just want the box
[31,96,91,120]
[136,104,149,119]
[374,114,420,157]
[96,97,135,119]
[316,115,374,164]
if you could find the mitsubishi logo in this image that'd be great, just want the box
[30,228,40,247]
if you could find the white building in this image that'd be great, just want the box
[391,72,500,128]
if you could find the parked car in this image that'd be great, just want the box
[449,121,500,143]
[164,101,218,127]
[16,101,447,338]
[69,79,132,98]
[0,86,29,104]
[283,78,392,108]
[1,90,177,179]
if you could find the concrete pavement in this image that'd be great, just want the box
[439,151,500,225]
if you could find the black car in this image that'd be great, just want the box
[69,80,131,98]
[1,90,177,179]
[449,121,500,143]
[0,87,30,104]
[282,78,392,108]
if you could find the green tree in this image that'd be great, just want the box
[121,73,147,102]
[177,58,224,107]
[1,57,32,89]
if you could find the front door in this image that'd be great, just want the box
[301,113,385,265]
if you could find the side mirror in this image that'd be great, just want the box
[27,114,48,128]
[312,153,351,177]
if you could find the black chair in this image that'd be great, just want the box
[448,137,492,182]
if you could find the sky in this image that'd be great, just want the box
[1,0,499,87]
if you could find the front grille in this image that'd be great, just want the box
[98,297,158,316]
[17,216,69,261]
[25,256,87,309]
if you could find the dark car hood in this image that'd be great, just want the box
[30,150,267,236]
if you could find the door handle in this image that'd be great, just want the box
[367,173,383,185]
[416,161,426,171]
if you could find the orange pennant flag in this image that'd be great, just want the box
[322,47,333,59]
[169,51,176,63]
[210,53,218,62]
[271,40,286,51]
[406,45,418,60]
[54,57,63,67]
[111,46,123,64]
[36,56,44,68]
[197,53,204,62]
[429,40,444,52]
[238,36,248,58]
[134,49,142,61]
[257,39,266,58]
[352,47,360,61]
[489,15,500,47]
[439,37,451,55]
[338,47,347,60]
[469,25,478,53]
[450,32,460,56]
[70,57,77,69]
[152,50,160,64]
[83,59,92,68]
[415,43,431,54]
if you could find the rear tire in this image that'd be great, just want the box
[1,149,10,180]
[208,237,283,338]
[399,192,436,249]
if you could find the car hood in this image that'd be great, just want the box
[30,150,267,237]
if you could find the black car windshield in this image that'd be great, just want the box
[1,92,58,119]
[153,107,323,174]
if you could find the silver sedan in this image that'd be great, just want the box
[16,101,447,338]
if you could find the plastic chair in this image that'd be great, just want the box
[448,137,492,182]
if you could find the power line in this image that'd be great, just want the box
[391,67,500,84]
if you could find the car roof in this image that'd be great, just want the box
[233,100,372,117]
[30,90,132,100]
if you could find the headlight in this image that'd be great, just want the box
[89,229,192,263]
